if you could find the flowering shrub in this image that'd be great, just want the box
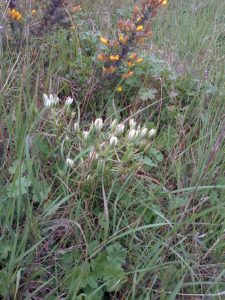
[98,0,168,90]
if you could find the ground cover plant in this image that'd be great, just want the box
[0,0,225,299]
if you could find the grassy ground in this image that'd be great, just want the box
[0,0,225,299]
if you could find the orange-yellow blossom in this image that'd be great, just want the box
[109,55,120,62]
[8,9,22,21]
[127,61,135,67]
[100,36,109,46]
[129,53,137,60]
[135,57,144,64]
[119,34,128,45]
[136,25,144,32]
[117,86,123,93]
[31,9,37,16]
[103,66,117,74]
[122,71,134,79]
[97,53,107,61]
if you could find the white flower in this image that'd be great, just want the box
[115,123,125,136]
[128,129,138,141]
[94,118,103,132]
[140,127,148,138]
[129,118,137,129]
[43,94,60,107]
[110,119,117,131]
[65,96,73,106]
[74,122,79,132]
[66,158,74,167]
[110,136,118,147]
[83,130,89,140]
[149,128,156,138]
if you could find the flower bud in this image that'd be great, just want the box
[129,118,136,129]
[94,118,103,132]
[149,128,156,138]
[110,136,118,147]
[66,158,74,167]
[110,119,117,131]
[83,130,89,140]
[115,123,125,136]
[74,122,79,132]
[128,129,137,141]
[89,148,99,160]
[140,127,148,138]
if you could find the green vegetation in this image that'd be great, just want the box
[0,0,224,299]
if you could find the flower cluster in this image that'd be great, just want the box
[7,8,22,22]
[97,0,168,89]
[65,117,157,171]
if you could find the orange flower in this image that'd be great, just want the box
[8,9,22,21]
[122,71,134,79]
[100,36,109,46]
[135,57,144,64]
[119,34,128,45]
[136,16,143,23]
[136,25,144,32]
[97,53,107,61]
[127,61,135,67]
[31,9,37,16]
[129,53,137,60]
[109,55,120,62]
[103,66,117,74]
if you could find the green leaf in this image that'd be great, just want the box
[137,156,156,169]
[138,87,157,101]
[169,197,187,210]
[8,160,26,175]
[103,263,126,292]
[106,243,127,265]
[7,177,31,197]
[32,181,51,203]
[149,148,164,162]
